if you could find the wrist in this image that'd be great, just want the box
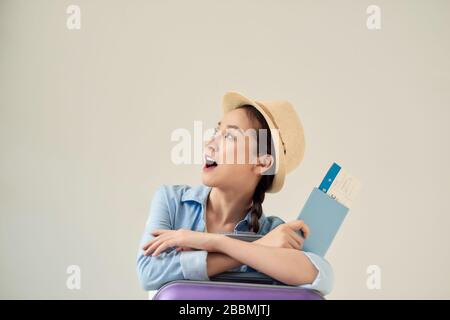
[209,233,227,252]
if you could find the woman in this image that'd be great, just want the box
[136,91,333,296]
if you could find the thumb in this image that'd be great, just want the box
[286,220,310,238]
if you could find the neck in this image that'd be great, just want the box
[207,186,255,225]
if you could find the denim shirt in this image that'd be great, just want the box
[136,184,334,295]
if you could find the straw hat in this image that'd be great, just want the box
[222,91,305,193]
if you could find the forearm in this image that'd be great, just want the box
[214,235,318,286]
[206,252,242,277]
[205,236,270,277]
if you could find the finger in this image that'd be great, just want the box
[144,239,164,256]
[151,229,173,236]
[287,220,310,239]
[287,228,303,245]
[153,240,175,256]
[142,236,160,250]
[287,230,303,249]
[298,232,305,250]
[142,240,152,250]
[287,226,306,249]
[143,232,172,250]
[147,239,169,256]
[286,220,305,231]
[287,233,301,250]
[145,234,174,255]
[300,223,310,239]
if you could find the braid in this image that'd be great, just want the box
[249,177,268,233]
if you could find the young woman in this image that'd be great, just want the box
[136,91,333,296]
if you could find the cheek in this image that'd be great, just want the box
[220,138,256,165]
[217,141,239,164]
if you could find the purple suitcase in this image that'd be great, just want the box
[153,280,324,300]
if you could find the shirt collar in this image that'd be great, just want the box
[181,185,265,233]
[180,184,212,204]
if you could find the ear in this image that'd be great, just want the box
[253,154,274,176]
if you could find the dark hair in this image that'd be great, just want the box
[236,104,275,233]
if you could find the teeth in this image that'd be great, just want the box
[205,155,217,167]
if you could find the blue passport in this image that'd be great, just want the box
[296,163,360,257]
[297,187,349,257]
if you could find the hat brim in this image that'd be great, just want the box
[221,91,286,193]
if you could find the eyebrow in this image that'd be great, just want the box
[217,121,244,134]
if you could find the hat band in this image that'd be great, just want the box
[255,102,287,155]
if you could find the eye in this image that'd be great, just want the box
[224,131,235,141]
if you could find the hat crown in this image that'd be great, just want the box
[254,99,305,173]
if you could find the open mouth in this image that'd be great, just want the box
[204,155,218,169]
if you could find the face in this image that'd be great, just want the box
[201,108,273,191]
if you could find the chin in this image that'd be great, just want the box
[201,174,216,187]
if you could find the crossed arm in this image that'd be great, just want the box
[142,221,318,286]
[207,238,318,285]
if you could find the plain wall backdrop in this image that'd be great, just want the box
[1,0,449,299]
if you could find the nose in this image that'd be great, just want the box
[204,139,217,154]
[204,131,220,154]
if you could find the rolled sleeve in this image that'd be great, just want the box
[297,252,334,296]
[137,185,186,290]
[180,250,210,281]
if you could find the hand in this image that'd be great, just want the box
[142,229,223,256]
[254,220,310,250]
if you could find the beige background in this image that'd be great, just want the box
[1,0,449,299]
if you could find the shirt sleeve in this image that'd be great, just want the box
[136,185,209,291]
[296,251,334,296]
